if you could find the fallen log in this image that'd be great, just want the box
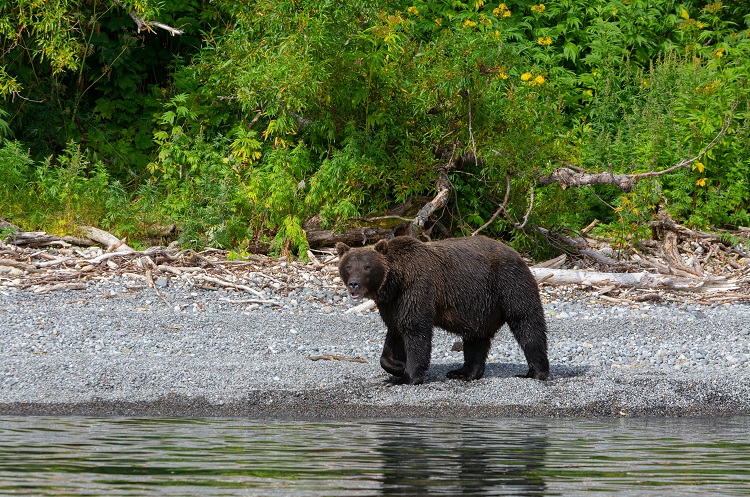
[535,226,626,267]
[0,259,45,273]
[538,168,635,191]
[530,267,739,293]
[306,227,394,249]
[78,226,134,253]
[4,230,66,248]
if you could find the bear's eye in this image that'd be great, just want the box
[345,265,351,271]
[364,264,371,270]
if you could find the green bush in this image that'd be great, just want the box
[1,0,748,255]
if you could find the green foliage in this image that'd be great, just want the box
[0,141,34,217]
[1,0,749,256]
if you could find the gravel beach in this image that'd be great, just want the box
[1,275,749,418]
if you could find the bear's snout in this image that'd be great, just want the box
[347,280,363,299]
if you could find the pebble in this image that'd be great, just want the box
[1,273,749,415]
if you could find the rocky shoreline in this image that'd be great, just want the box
[2,276,750,418]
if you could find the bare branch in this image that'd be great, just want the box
[535,226,626,266]
[471,174,511,236]
[538,105,735,192]
[10,92,45,103]
[538,168,636,191]
[413,145,458,230]
[414,171,452,229]
[114,0,185,35]
[631,104,734,180]
[514,185,534,230]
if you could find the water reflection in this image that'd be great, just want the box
[0,417,748,496]
[377,420,547,496]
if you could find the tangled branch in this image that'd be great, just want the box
[538,103,735,192]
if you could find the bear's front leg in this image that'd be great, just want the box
[388,327,432,385]
[380,327,406,378]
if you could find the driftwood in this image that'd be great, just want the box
[652,209,723,243]
[78,226,134,253]
[2,220,747,301]
[412,145,462,233]
[414,171,452,229]
[530,267,738,293]
[535,226,625,267]
[344,299,377,314]
[307,354,367,363]
[8,231,65,247]
[306,227,394,249]
[0,225,346,299]
[538,167,636,191]
[0,259,44,273]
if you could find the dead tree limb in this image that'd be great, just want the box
[535,226,625,267]
[413,171,452,229]
[78,226,134,253]
[538,168,636,191]
[114,0,184,35]
[652,208,724,243]
[538,105,734,192]
[471,174,511,236]
[530,267,738,292]
[305,228,394,249]
[513,185,534,229]
[0,259,44,273]
[412,145,461,232]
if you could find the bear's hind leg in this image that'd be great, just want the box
[447,337,491,381]
[507,316,549,380]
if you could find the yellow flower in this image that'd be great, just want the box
[407,6,419,15]
[693,161,705,173]
[537,36,553,45]
[534,75,545,85]
[696,178,707,187]
[493,4,511,17]
[463,19,477,28]
[531,4,545,13]
[715,49,724,58]
[434,17,442,25]
[521,72,533,81]
[706,2,723,14]
[584,89,593,96]
[697,21,705,28]
[475,0,485,8]
[498,71,509,79]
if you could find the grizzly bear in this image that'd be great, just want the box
[336,236,549,385]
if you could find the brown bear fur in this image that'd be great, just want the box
[336,236,549,385]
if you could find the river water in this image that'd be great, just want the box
[0,416,748,496]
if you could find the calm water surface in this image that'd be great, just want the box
[0,416,748,496]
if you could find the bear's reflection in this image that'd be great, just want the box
[375,419,548,496]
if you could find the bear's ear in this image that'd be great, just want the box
[374,239,389,254]
[335,242,351,257]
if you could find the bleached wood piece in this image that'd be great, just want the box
[530,267,738,292]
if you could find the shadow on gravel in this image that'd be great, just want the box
[426,362,591,383]
[547,365,591,380]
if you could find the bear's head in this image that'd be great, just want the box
[336,240,389,300]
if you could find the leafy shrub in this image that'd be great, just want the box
[2,0,749,255]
